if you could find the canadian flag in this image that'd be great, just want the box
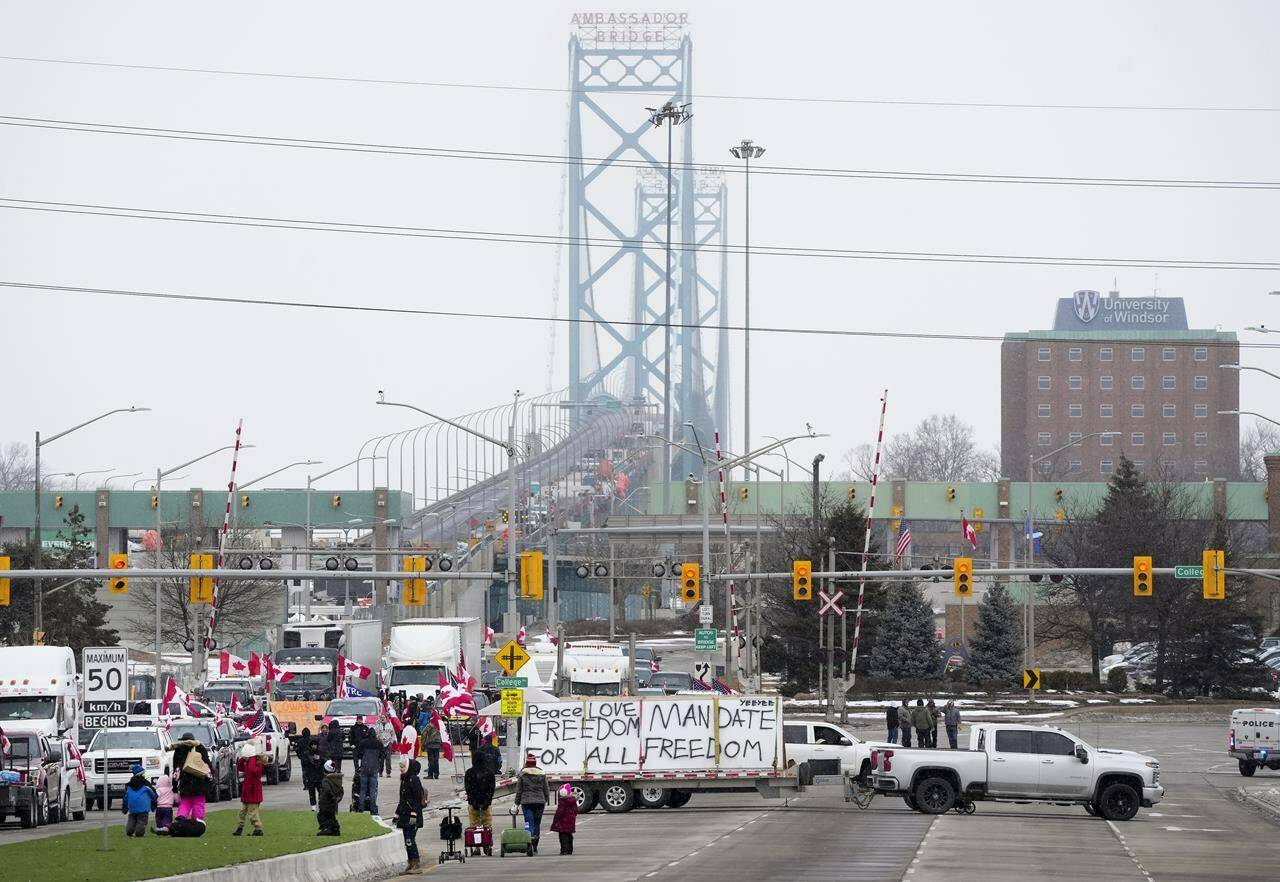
[477,715,494,740]
[67,742,87,784]
[961,517,978,550]
[256,654,294,684]
[482,625,495,646]
[432,709,453,762]
[218,651,251,677]
[516,625,527,646]
[337,654,372,682]
[1,732,9,755]
[456,662,477,693]
[229,694,242,715]
[162,678,196,715]
[248,652,265,677]
[384,701,404,737]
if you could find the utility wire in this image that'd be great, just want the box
[4,197,1278,271]
[1,114,1276,191]
[6,280,1277,351]
[3,54,1278,113]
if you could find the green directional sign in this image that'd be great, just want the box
[1174,565,1203,580]
[495,676,528,688]
[694,628,718,652]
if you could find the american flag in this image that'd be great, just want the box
[240,709,266,736]
[894,523,912,562]
[711,678,736,695]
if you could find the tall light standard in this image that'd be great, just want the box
[646,100,692,511]
[1220,409,1280,428]
[153,443,254,684]
[730,139,765,477]
[73,468,115,490]
[103,472,142,488]
[1220,363,1280,383]
[32,405,149,641]
[379,392,523,633]
[232,460,321,535]
[1026,431,1119,671]
[305,456,383,617]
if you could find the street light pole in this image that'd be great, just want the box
[730,139,765,478]
[32,406,149,643]
[1220,409,1280,428]
[73,468,115,490]
[305,456,382,617]
[231,460,321,536]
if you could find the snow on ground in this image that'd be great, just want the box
[1119,698,1157,704]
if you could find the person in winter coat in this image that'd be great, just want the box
[394,759,426,875]
[885,704,899,744]
[316,760,344,836]
[463,748,496,829]
[421,716,443,780]
[120,764,157,837]
[374,716,395,777]
[927,699,940,749]
[549,783,577,855]
[234,748,266,836]
[515,753,550,853]
[943,699,962,750]
[153,770,175,834]
[896,699,913,747]
[398,720,418,772]
[911,699,933,748]
[318,720,345,775]
[299,729,324,811]
[355,727,385,815]
[167,733,213,821]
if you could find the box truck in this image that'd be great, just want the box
[0,646,79,744]
[384,618,483,701]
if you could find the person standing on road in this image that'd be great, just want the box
[550,783,577,855]
[421,715,443,780]
[515,752,550,854]
[355,725,385,815]
[120,763,157,837]
[374,714,395,778]
[944,700,961,750]
[911,699,932,748]
[927,699,940,749]
[897,699,913,747]
[299,729,324,811]
[233,746,266,837]
[395,758,426,875]
[317,760,344,836]
[319,719,345,776]
[885,703,899,744]
[464,748,496,831]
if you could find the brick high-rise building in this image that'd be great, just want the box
[1002,292,1239,482]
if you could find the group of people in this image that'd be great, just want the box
[117,731,268,839]
[507,752,577,857]
[886,698,963,750]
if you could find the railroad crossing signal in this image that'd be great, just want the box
[1132,555,1153,597]
[0,556,9,606]
[1023,668,1041,690]
[817,589,845,616]
[1202,549,1226,600]
[680,562,701,604]
[519,550,544,600]
[108,553,129,594]
[495,639,530,676]
[953,557,973,596]
[792,560,812,601]
[403,555,427,606]
[188,553,214,604]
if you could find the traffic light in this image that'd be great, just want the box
[680,562,701,604]
[54,495,63,509]
[150,495,159,509]
[108,552,129,595]
[972,507,985,534]
[331,495,341,509]
[1132,555,1152,597]
[0,556,9,607]
[1202,549,1226,600]
[1055,488,1064,502]
[240,495,250,509]
[520,551,544,599]
[403,555,426,606]
[792,560,812,601]
[953,557,973,597]
[891,505,903,531]
[946,487,956,502]
[738,486,749,501]
[188,553,214,604]
[847,486,857,501]
[501,510,509,524]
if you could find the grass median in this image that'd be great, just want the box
[0,808,388,882]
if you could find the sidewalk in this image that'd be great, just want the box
[1236,782,1280,820]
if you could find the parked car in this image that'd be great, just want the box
[0,731,62,827]
[200,680,259,712]
[235,711,293,784]
[177,720,239,802]
[633,647,660,672]
[647,671,695,694]
[47,734,88,822]
[83,727,172,810]
[314,698,382,758]
[783,720,892,780]
[634,667,654,688]
[1228,707,1280,776]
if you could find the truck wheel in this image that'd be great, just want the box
[570,784,597,813]
[1239,760,1257,777]
[268,761,280,785]
[1097,782,1140,821]
[667,790,692,808]
[72,801,87,822]
[36,792,49,826]
[913,776,957,814]
[19,803,36,829]
[280,755,292,781]
[635,786,669,809]
[600,782,636,813]
[1083,803,1097,817]
[904,794,920,812]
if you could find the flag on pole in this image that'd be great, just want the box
[337,654,372,682]
[1024,516,1044,553]
[229,694,242,715]
[240,709,266,736]
[431,709,453,762]
[961,516,978,550]
[162,678,197,715]
[342,681,373,698]
[482,625,495,646]
[248,652,264,677]
[516,625,527,646]
[218,651,251,677]
[894,523,912,562]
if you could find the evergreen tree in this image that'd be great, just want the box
[868,582,940,679]
[966,583,1021,684]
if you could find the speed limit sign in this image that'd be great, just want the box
[82,646,128,729]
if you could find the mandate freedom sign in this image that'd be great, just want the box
[1052,293,1189,331]
[522,696,783,773]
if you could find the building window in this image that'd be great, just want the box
[1068,460,1082,474]
[1163,404,1176,418]
[1038,376,1051,391]
[1162,347,1176,362]
[1068,403,1082,418]
[1132,432,1145,446]
[1193,347,1208,362]
[1195,432,1208,447]
[1193,459,1209,473]
[1133,460,1145,470]
[1100,460,1114,475]
[1038,404,1051,418]
[1131,347,1145,362]
[1037,347,1051,362]
[1100,347,1114,362]
[1163,432,1177,446]
[1068,347,1083,362]
[1100,404,1114,418]
[1162,375,1176,390]
[1193,375,1208,390]
[1099,433,1113,446]
[1068,376,1083,390]
[1037,433,1052,447]
[1100,375,1113,390]
[1195,404,1208,418]
[1132,404,1145,418]
[1131,375,1145,390]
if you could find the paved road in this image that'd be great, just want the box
[379,715,1279,882]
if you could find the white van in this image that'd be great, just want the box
[1229,707,1280,776]
[0,646,80,743]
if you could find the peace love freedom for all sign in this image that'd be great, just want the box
[522,696,783,773]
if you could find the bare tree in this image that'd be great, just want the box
[0,441,38,490]
[837,414,1001,482]
[1239,419,1280,481]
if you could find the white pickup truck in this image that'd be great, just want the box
[869,723,1163,821]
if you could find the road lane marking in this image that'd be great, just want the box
[1106,819,1155,881]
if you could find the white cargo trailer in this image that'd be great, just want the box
[384,618,483,700]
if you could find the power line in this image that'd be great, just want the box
[6,280,1276,351]
[2,114,1277,191]
[3,54,1278,113]
[4,197,1278,271]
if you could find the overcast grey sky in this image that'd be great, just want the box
[3,1,1278,491]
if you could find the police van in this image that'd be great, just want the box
[1229,707,1280,776]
